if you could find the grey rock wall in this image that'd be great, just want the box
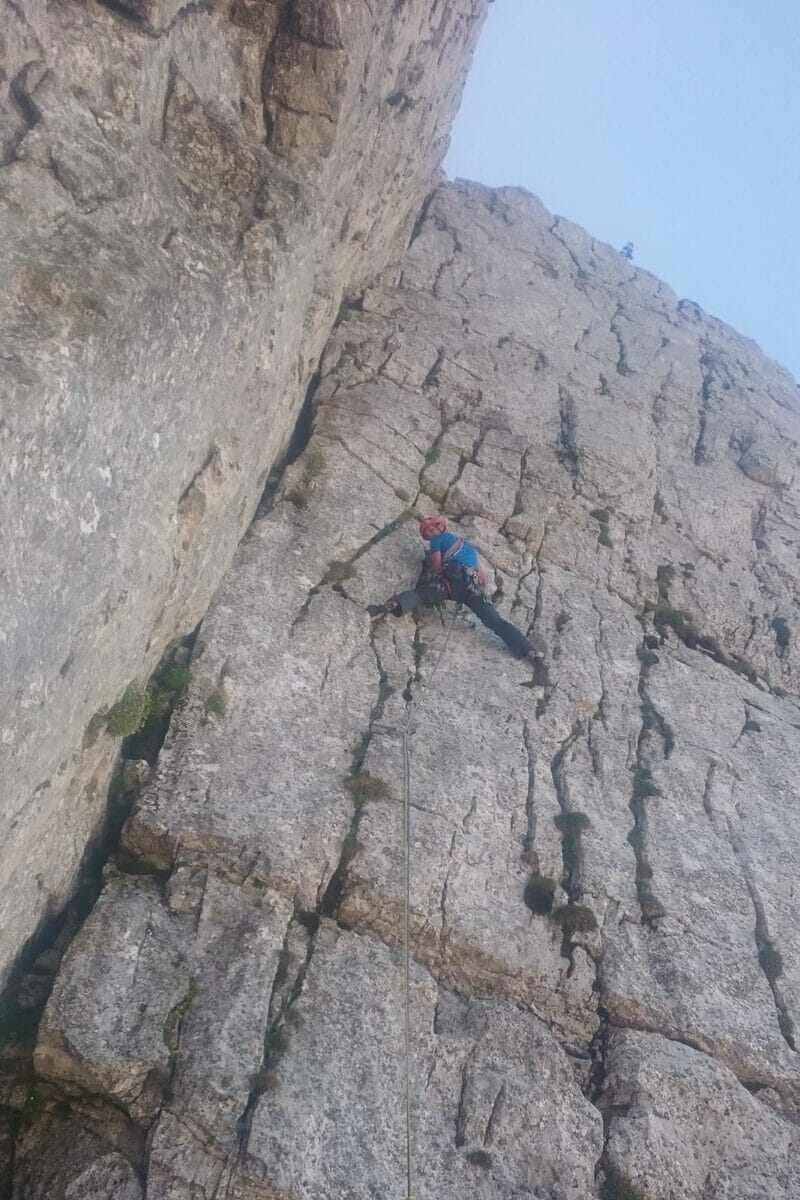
[10,181,800,1196]
[0,0,488,984]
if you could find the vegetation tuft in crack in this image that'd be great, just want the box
[205,686,227,719]
[466,1149,493,1169]
[523,873,557,916]
[345,772,391,805]
[106,680,150,737]
[285,445,327,509]
[551,904,597,934]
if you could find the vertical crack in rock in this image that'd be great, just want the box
[482,1082,506,1147]
[407,188,437,247]
[227,911,318,1180]
[259,356,323,519]
[771,614,791,660]
[588,599,611,775]
[259,0,310,147]
[504,446,530,529]
[159,57,178,143]
[403,621,424,703]
[694,347,715,465]
[627,642,668,925]
[509,558,535,626]
[1,635,197,1193]
[585,921,615,1200]
[549,722,599,965]
[700,760,717,819]
[319,626,392,918]
[722,818,797,1052]
[548,217,589,290]
[550,722,587,906]
[437,831,458,962]
[417,354,459,497]
[453,1049,478,1148]
[521,719,537,866]
[531,528,548,629]
[422,346,447,391]
[430,214,464,296]
[651,365,673,430]
[3,65,44,166]
[609,305,632,377]
[442,431,480,511]
[556,386,580,491]
[752,498,769,553]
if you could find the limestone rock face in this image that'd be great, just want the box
[0,0,489,983]
[239,924,603,1200]
[602,1030,800,1200]
[10,1121,144,1200]
[13,180,800,1196]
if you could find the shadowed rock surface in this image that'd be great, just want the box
[0,0,489,986]
[8,180,799,1196]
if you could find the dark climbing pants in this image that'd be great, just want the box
[464,593,533,658]
[391,576,533,659]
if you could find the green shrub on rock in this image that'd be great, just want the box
[552,903,598,934]
[106,681,150,737]
[206,687,227,718]
[159,664,193,698]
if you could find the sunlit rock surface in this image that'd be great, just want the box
[13,180,799,1197]
[0,0,489,984]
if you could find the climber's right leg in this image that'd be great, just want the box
[367,583,442,619]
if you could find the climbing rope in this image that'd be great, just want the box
[381,605,459,1200]
[402,725,413,1200]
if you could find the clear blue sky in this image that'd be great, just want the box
[445,0,799,381]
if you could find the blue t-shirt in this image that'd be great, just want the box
[429,531,479,569]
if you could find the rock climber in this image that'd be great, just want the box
[368,515,542,661]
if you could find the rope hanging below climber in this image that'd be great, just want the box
[369,515,545,1197]
[373,601,459,1200]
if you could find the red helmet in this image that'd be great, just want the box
[419,515,447,539]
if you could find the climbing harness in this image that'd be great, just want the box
[375,605,459,1200]
[437,536,491,598]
